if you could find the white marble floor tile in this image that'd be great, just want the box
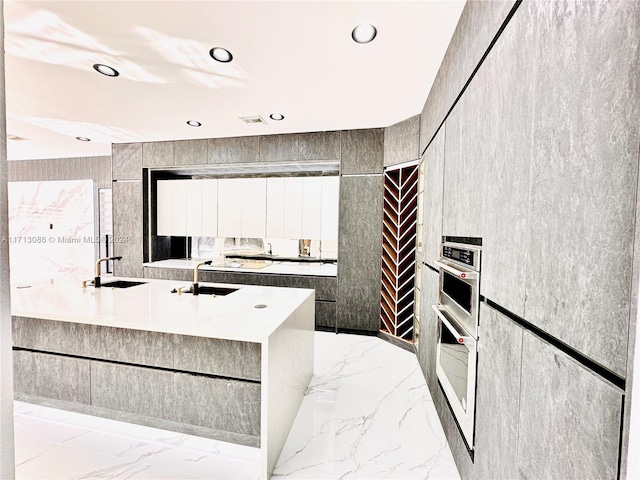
[13,331,458,480]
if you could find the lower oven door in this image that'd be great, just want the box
[433,305,477,449]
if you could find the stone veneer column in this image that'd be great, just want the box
[0,1,15,477]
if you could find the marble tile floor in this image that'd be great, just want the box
[13,331,459,479]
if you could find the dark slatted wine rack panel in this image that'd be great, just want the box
[380,164,418,342]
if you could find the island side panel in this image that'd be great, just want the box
[261,291,315,479]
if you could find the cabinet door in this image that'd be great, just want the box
[301,177,322,239]
[283,177,303,239]
[320,176,339,240]
[217,178,242,237]
[200,179,218,237]
[266,178,285,238]
[156,180,172,236]
[170,180,188,236]
[241,178,267,238]
[185,179,202,236]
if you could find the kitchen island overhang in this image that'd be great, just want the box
[11,278,315,479]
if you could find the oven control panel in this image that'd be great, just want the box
[442,244,479,270]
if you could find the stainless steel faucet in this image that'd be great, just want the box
[94,256,122,287]
[192,260,212,295]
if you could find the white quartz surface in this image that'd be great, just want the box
[144,259,337,277]
[10,277,314,344]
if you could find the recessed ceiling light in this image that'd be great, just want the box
[93,64,119,77]
[269,113,284,121]
[76,137,91,142]
[187,120,202,127]
[352,24,377,44]
[209,47,233,63]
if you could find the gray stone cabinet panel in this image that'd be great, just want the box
[298,131,340,161]
[13,317,92,357]
[14,351,91,404]
[208,136,259,164]
[517,332,622,480]
[474,303,523,480]
[174,139,208,166]
[92,326,173,368]
[112,181,144,278]
[384,115,420,167]
[420,59,448,156]
[142,141,174,167]
[478,6,535,317]
[340,129,384,175]
[315,301,336,329]
[421,128,445,269]
[259,134,299,162]
[441,65,486,239]
[417,266,440,396]
[112,143,142,181]
[91,361,174,420]
[143,266,192,282]
[524,0,640,376]
[173,336,261,381]
[173,373,261,438]
[337,175,383,332]
[442,0,517,124]
[433,385,474,480]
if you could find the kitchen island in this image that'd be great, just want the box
[11,277,315,479]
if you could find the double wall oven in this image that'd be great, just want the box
[432,239,481,450]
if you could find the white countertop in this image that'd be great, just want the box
[11,277,314,344]
[144,258,337,277]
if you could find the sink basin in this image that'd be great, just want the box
[195,286,238,296]
[100,280,147,288]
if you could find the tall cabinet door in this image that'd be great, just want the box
[241,178,267,238]
[266,177,285,238]
[201,179,218,237]
[302,177,322,239]
[283,177,304,239]
[321,176,339,240]
[156,180,172,236]
[170,180,188,236]
[185,179,202,237]
[217,178,242,237]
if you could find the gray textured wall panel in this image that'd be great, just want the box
[208,136,260,164]
[337,175,383,331]
[384,115,420,167]
[474,303,523,480]
[524,0,640,376]
[8,156,111,189]
[517,332,622,479]
[340,129,384,175]
[112,143,142,181]
[259,134,299,162]
[174,139,208,166]
[112,181,144,278]
[142,141,174,167]
[298,131,341,161]
[421,128,445,269]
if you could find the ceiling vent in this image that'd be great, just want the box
[239,115,267,125]
[8,134,29,141]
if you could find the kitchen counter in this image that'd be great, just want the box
[144,258,337,277]
[11,277,314,479]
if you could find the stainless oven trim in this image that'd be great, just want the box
[433,304,477,449]
[436,260,480,339]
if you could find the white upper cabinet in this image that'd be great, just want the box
[266,177,285,238]
[321,176,339,240]
[170,179,188,236]
[217,178,242,237]
[241,178,267,238]
[283,177,304,239]
[302,177,322,239]
[185,179,203,237]
[156,180,172,236]
[201,179,218,237]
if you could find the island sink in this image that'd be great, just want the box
[100,280,147,288]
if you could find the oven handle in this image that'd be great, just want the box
[434,260,478,280]
[432,305,474,345]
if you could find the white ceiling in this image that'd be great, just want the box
[3,0,466,161]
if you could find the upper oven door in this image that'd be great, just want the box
[435,259,479,338]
